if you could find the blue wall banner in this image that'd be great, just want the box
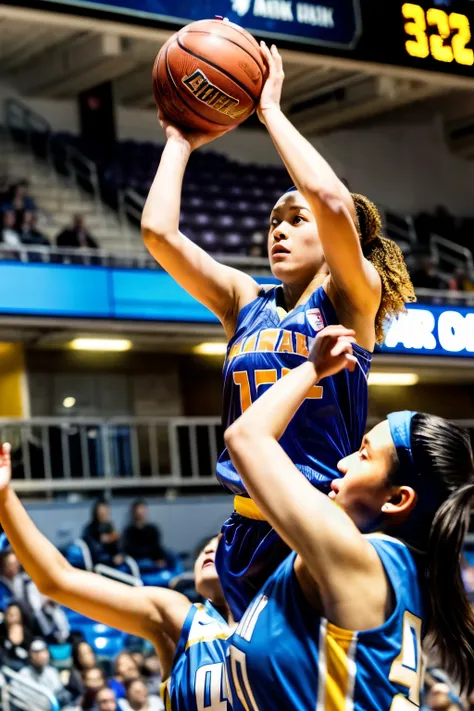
[379,303,474,358]
[0,263,473,357]
[39,0,361,48]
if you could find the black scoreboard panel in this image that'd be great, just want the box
[351,0,474,79]
[9,0,474,80]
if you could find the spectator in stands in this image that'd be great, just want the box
[248,243,264,257]
[0,550,28,609]
[27,590,70,644]
[4,181,37,233]
[109,652,140,700]
[121,500,165,567]
[82,500,122,567]
[142,654,162,696]
[0,602,33,671]
[77,666,106,710]
[66,641,99,700]
[19,639,72,708]
[96,687,118,711]
[411,254,445,290]
[56,215,98,250]
[120,678,164,711]
[448,267,474,292]
[20,212,50,247]
[0,209,22,247]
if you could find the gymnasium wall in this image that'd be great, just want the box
[2,81,474,215]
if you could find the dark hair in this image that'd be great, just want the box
[72,640,96,670]
[351,193,416,344]
[404,414,474,693]
[91,499,108,522]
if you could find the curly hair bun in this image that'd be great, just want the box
[351,193,382,245]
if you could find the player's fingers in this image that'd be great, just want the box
[260,41,274,70]
[331,341,353,358]
[345,355,357,372]
[271,44,284,72]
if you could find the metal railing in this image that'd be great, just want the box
[0,416,223,493]
[431,233,474,274]
[1,416,473,495]
[4,98,104,218]
[0,242,272,274]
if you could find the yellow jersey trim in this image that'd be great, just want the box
[234,496,267,521]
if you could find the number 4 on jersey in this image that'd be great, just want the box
[195,662,229,711]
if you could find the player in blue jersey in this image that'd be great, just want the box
[224,325,474,709]
[0,466,234,711]
[142,43,415,617]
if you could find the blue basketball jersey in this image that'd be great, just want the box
[217,285,372,495]
[227,534,425,711]
[161,602,232,711]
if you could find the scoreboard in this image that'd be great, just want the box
[15,0,474,80]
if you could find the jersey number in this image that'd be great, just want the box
[389,611,423,710]
[233,368,323,413]
[228,594,268,711]
[195,662,228,711]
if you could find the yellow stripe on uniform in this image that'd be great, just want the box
[161,679,172,711]
[318,619,358,711]
[185,631,231,651]
[234,496,267,521]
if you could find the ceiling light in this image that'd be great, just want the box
[193,342,227,356]
[63,397,76,409]
[70,338,132,352]
[368,373,419,386]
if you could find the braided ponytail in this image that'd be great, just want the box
[351,193,416,344]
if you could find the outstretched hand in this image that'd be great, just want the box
[0,443,12,492]
[309,326,358,380]
[157,110,233,153]
[258,41,285,122]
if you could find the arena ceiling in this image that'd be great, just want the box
[0,4,460,134]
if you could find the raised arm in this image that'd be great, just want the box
[258,44,380,314]
[224,327,387,628]
[0,445,190,651]
[141,117,259,339]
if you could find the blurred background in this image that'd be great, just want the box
[0,0,473,709]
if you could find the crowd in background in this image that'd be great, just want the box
[0,498,177,710]
[82,499,166,569]
[0,177,98,254]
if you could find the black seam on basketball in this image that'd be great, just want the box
[189,21,265,69]
[182,29,266,75]
[165,45,231,127]
[176,35,258,108]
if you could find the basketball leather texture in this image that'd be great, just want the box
[153,19,267,132]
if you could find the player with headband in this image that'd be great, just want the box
[141,42,415,618]
[224,325,474,710]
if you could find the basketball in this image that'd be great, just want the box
[152,18,267,132]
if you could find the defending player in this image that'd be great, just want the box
[0,478,233,711]
[141,43,415,618]
[224,325,474,709]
